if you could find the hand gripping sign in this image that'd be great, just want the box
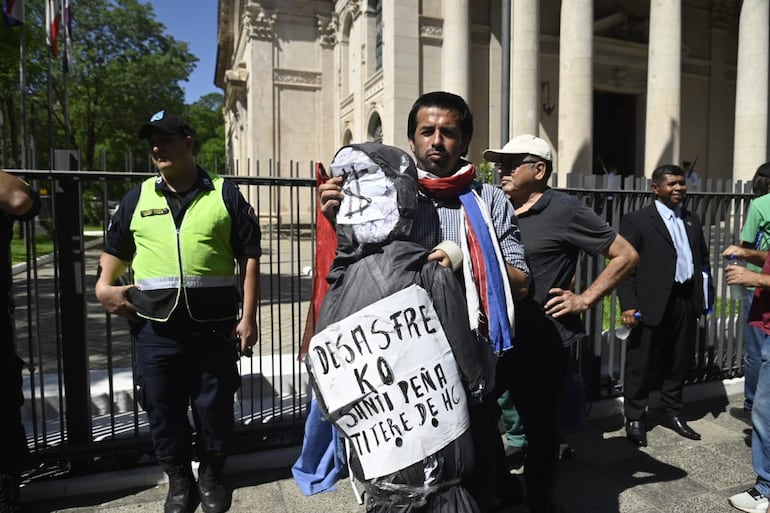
[306,284,470,480]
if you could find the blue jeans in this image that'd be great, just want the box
[745,291,762,411]
[751,330,770,496]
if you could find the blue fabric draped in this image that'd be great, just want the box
[459,190,513,353]
[291,398,347,495]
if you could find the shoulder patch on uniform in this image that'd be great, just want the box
[140,208,170,217]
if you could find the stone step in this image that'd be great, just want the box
[20,353,309,422]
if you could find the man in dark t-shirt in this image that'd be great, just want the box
[483,135,638,513]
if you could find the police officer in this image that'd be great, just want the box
[95,111,262,513]
[0,170,40,513]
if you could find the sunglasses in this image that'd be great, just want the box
[494,159,542,173]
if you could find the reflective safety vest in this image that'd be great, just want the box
[130,175,237,322]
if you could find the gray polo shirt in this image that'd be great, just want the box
[516,188,615,345]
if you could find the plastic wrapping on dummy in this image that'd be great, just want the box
[352,430,479,513]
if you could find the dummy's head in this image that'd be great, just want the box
[330,142,418,245]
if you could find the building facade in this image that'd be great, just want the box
[215,0,768,191]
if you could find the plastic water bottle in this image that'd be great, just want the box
[728,254,747,299]
[615,311,642,340]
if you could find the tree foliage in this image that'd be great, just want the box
[187,93,225,173]
[0,0,225,173]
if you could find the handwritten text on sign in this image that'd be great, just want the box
[307,285,469,479]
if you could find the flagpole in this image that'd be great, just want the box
[47,55,53,170]
[20,8,27,169]
[61,0,70,149]
[46,0,53,169]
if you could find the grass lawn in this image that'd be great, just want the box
[10,225,102,265]
[11,232,54,265]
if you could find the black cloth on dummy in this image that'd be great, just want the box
[311,142,484,513]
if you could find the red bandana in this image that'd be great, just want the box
[418,164,476,199]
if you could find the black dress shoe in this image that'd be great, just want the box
[661,415,701,440]
[625,420,647,446]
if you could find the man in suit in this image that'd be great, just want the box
[617,164,712,447]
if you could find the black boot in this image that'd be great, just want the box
[0,474,20,513]
[198,452,230,513]
[161,461,199,513]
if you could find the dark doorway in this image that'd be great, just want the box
[593,92,637,178]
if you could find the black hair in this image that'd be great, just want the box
[406,91,474,143]
[651,164,685,185]
[752,163,770,197]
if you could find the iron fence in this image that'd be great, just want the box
[563,173,753,399]
[4,166,756,479]
[8,166,316,478]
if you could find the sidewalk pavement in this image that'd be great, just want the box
[21,378,756,513]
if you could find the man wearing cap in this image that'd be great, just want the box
[95,110,262,513]
[484,134,638,512]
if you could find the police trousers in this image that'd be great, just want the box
[134,315,240,463]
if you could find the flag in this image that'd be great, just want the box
[45,0,60,56]
[2,0,23,26]
[62,0,72,72]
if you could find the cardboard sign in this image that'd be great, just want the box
[307,285,469,479]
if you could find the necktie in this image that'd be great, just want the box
[671,212,692,283]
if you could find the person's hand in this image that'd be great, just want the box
[427,249,452,268]
[95,282,138,321]
[319,176,344,222]
[234,316,258,357]
[722,244,751,260]
[621,309,640,328]
[725,264,757,287]
[544,288,589,318]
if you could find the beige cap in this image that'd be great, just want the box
[483,134,552,162]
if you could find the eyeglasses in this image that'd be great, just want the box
[494,159,542,173]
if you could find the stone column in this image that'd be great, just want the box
[557,0,593,186]
[706,3,731,183]
[511,0,539,136]
[643,0,681,176]
[442,0,470,100]
[246,4,278,174]
[733,0,769,182]
[384,0,420,151]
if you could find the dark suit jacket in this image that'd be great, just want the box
[617,203,711,327]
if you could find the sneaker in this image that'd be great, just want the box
[729,487,769,513]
